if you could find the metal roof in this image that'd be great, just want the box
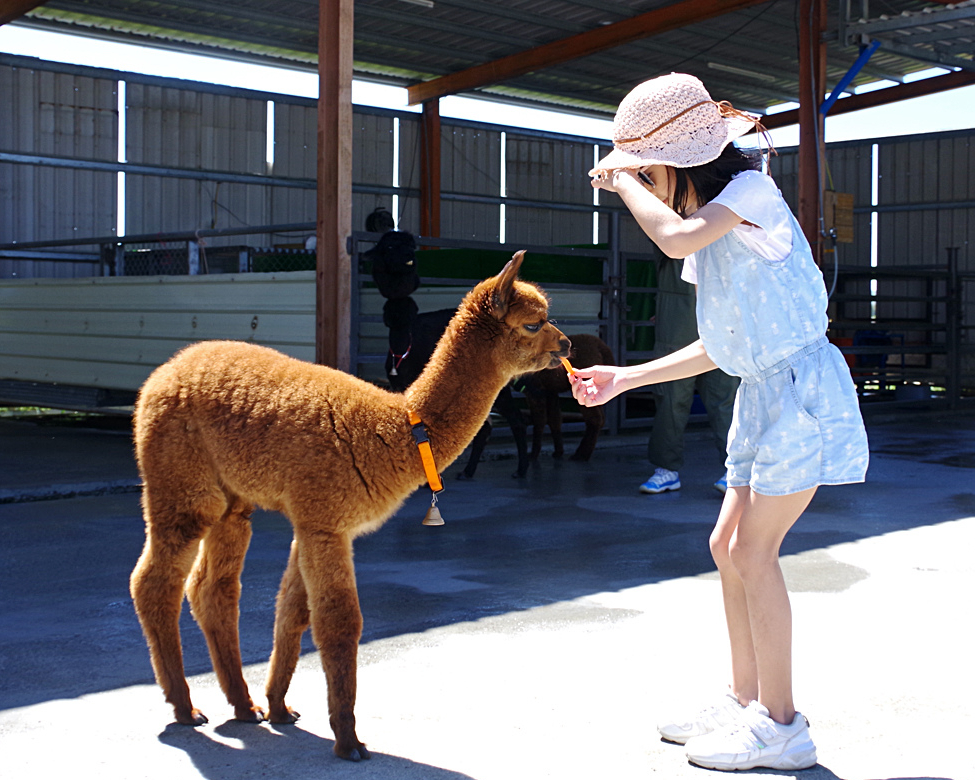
[9,0,975,117]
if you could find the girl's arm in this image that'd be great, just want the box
[595,169,743,259]
[570,339,718,407]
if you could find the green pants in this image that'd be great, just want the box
[647,367,739,473]
[647,255,740,472]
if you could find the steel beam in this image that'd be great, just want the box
[760,69,975,129]
[406,0,772,105]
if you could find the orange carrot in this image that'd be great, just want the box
[560,357,575,377]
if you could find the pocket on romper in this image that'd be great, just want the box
[788,366,820,425]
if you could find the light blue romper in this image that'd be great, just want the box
[695,210,869,496]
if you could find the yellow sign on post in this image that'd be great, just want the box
[824,191,855,244]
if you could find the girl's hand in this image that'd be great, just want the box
[590,168,637,194]
[569,365,630,407]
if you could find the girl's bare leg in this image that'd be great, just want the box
[710,485,817,724]
[709,487,756,705]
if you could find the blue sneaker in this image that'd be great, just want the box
[639,468,680,494]
[714,474,728,494]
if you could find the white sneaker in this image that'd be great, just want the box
[639,468,680,494]
[657,691,744,745]
[684,700,818,771]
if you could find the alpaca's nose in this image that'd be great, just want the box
[558,337,571,355]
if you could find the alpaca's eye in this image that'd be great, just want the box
[523,322,542,333]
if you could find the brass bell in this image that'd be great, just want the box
[422,497,444,526]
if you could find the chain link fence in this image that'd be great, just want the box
[117,241,316,275]
[0,223,320,279]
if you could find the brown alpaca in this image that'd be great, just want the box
[129,252,568,761]
[521,333,616,462]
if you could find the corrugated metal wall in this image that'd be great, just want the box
[505,133,595,247]
[876,133,974,337]
[0,62,117,276]
[771,135,973,333]
[124,83,272,243]
[395,114,422,233]
[352,110,396,233]
[442,123,502,241]
[880,133,975,268]
[2,56,972,286]
[268,101,316,235]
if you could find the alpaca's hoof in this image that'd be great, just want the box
[234,705,267,723]
[456,471,474,481]
[569,452,591,462]
[268,706,301,724]
[336,743,371,762]
[176,709,208,726]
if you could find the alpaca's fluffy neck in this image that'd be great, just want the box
[403,310,508,469]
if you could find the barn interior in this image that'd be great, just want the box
[1,1,973,421]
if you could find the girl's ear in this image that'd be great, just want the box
[491,250,525,315]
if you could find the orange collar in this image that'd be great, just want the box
[408,410,444,494]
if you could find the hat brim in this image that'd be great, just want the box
[589,114,756,177]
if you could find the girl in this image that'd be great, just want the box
[573,73,869,771]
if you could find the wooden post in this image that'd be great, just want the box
[0,1,48,26]
[420,100,441,238]
[798,0,827,263]
[316,0,353,370]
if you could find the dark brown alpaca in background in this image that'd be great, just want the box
[129,252,568,762]
[521,333,615,462]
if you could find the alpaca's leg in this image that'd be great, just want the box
[266,540,310,724]
[546,393,565,458]
[458,419,491,480]
[295,530,370,762]
[571,406,605,461]
[494,386,529,478]
[130,503,211,725]
[185,499,264,722]
[527,395,546,460]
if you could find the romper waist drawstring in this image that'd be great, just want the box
[739,336,829,384]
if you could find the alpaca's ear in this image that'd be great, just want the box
[491,250,525,315]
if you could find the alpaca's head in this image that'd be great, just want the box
[460,250,571,377]
[366,230,420,300]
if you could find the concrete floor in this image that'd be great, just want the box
[0,409,973,780]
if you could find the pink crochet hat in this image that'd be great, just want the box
[591,73,761,175]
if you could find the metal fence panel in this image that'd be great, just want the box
[0,272,317,391]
